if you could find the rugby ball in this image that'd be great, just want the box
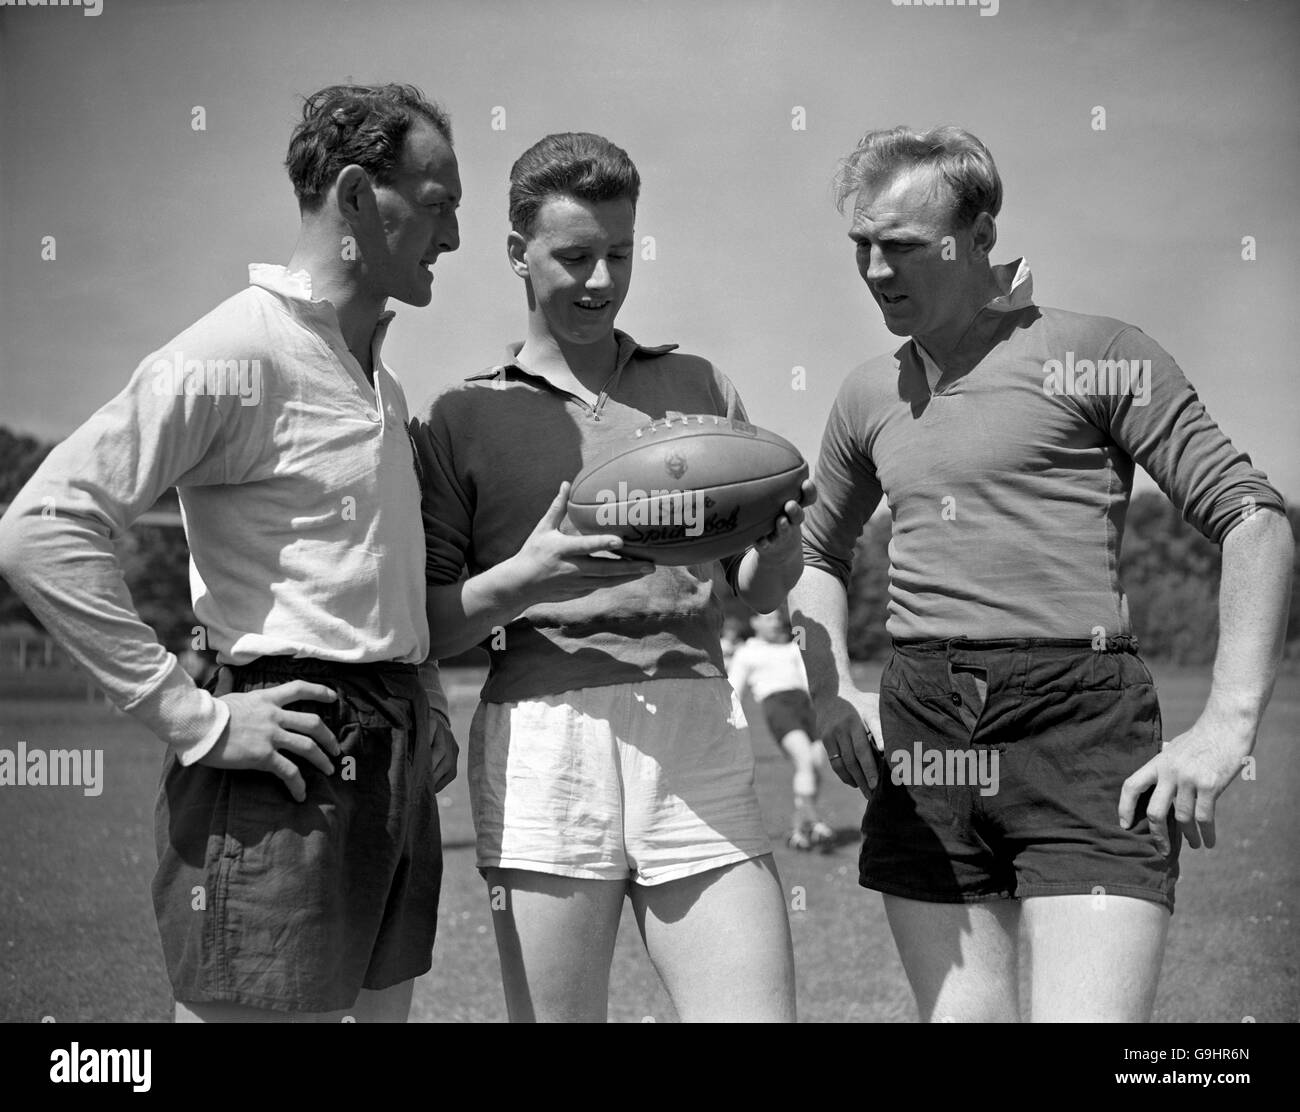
[567,413,808,565]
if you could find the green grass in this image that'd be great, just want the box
[0,664,1295,1022]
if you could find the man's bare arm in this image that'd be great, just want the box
[788,564,882,793]
[733,480,818,613]
[1203,506,1294,729]
[425,483,653,660]
[1119,506,1294,852]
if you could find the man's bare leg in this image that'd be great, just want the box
[485,868,627,1022]
[1023,893,1169,1022]
[883,894,1021,1022]
[632,855,796,1022]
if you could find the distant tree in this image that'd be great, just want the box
[1118,493,1221,663]
[119,519,197,652]
[0,426,52,502]
[0,426,195,649]
[846,513,890,660]
[0,427,54,627]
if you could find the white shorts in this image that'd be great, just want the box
[468,677,772,885]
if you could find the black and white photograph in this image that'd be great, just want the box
[0,0,1294,1070]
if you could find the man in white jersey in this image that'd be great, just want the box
[0,83,462,1022]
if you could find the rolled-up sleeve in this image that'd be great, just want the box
[1092,327,1287,544]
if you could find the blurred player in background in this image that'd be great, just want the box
[728,610,834,851]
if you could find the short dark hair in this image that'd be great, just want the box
[508,132,640,235]
[285,83,453,211]
[834,125,1002,229]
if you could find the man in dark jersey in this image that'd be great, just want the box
[790,125,1293,1022]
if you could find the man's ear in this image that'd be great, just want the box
[506,230,529,278]
[969,211,997,262]
[333,164,375,231]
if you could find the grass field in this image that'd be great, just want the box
[1,663,1296,1023]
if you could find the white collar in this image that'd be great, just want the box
[248,263,397,369]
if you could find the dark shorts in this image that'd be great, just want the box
[861,637,1179,912]
[152,656,447,1012]
[761,689,817,745]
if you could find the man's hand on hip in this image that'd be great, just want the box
[1118,709,1256,855]
[203,681,341,802]
[815,686,884,794]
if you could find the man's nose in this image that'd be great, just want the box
[863,245,891,284]
[437,210,460,254]
[587,258,614,290]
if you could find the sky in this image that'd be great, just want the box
[1,0,1297,499]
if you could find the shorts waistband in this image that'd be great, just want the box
[226,656,419,681]
[892,636,1139,655]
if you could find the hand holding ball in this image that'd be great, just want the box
[566,413,809,565]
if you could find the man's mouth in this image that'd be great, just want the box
[879,292,906,305]
[576,300,611,313]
